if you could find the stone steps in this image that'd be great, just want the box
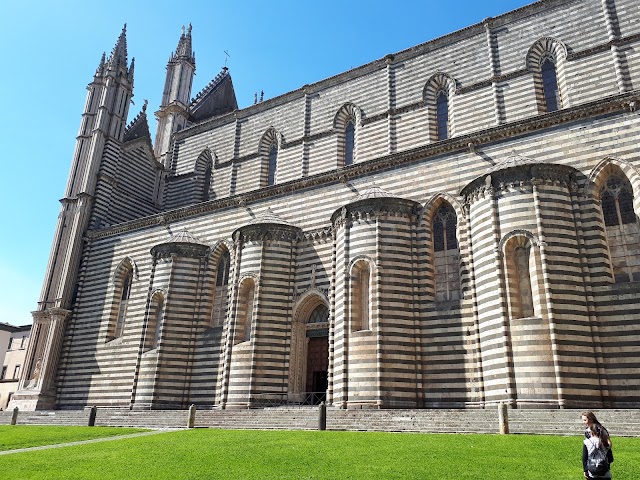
[1,408,638,437]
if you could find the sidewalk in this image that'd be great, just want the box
[0,430,172,456]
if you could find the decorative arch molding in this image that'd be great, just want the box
[111,256,139,286]
[422,192,466,225]
[499,229,540,255]
[525,37,568,71]
[194,148,214,173]
[150,288,168,299]
[333,102,363,130]
[237,272,259,286]
[423,72,457,100]
[292,288,330,324]
[258,127,284,156]
[526,37,569,110]
[348,255,376,273]
[209,239,235,265]
[588,156,640,203]
[423,72,458,141]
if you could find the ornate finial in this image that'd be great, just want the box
[181,25,186,36]
[254,93,257,105]
[96,52,106,74]
[142,99,148,112]
[260,90,264,102]
[187,23,192,35]
[108,23,128,67]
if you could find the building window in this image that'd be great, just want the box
[1,366,6,379]
[308,304,329,324]
[351,260,371,331]
[344,120,355,166]
[13,365,20,379]
[436,91,449,140]
[541,58,560,112]
[601,174,640,283]
[111,267,133,340]
[202,162,212,201]
[514,246,535,317]
[211,250,231,327]
[268,145,277,186]
[504,236,541,319]
[146,293,164,351]
[236,279,255,344]
[433,204,460,301]
[20,336,27,349]
[7,338,14,350]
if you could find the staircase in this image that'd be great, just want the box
[1,407,639,437]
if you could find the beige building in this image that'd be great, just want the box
[0,323,30,409]
[9,0,640,411]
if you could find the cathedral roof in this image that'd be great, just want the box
[168,229,203,244]
[189,67,238,122]
[123,100,151,143]
[250,208,297,227]
[486,152,539,173]
[355,184,391,200]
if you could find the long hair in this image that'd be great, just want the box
[583,411,612,447]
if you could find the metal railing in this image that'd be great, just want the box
[250,392,326,408]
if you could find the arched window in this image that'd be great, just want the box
[344,120,355,166]
[308,304,329,324]
[351,261,371,331]
[202,162,212,201]
[146,293,164,351]
[432,204,460,301]
[600,175,640,283]
[504,236,541,319]
[235,279,255,344]
[268,145,277,186]
[211,250,231,327]
[541,58,560,112]
[436,91,449,141]
[113,269,132,339]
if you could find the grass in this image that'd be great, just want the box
[0,425,148,451]
[0,427,639,479]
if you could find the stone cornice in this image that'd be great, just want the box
[150,242,210,259]
[88,90,640,240]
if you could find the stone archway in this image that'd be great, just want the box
[289,295,329,404]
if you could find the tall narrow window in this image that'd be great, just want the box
[211,251,231,327]
[436,91,449,141]
[344,120,355,166]
[114,270,133,339]
[147,293,164,351]
[202,162,212,201]
[601,175,640,283]
[244,284,255,342]
[351,261,371,331]
[433,204,460,301]
[514,246,535,317]
[308,304,329,324]
[541,58,560,112]
[268,145,278,186]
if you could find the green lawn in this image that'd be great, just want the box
[0,425,148,451]
[0,428,639,479]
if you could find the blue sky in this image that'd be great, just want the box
[0,0,534,326]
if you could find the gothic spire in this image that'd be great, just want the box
[108,24,128,67]
[172,23,195,65]
[95,52,106,76]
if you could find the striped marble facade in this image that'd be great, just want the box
[9,0,640,411]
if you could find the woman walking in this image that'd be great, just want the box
[582,411,614,479]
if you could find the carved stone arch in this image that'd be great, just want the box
[194,148,214,173]
[333,102,363,130]
[348,255,376,273]
[422,192,465,226]
[588,156,640,210]
[293,288,330,324]
[258,127,284,156]
[499,229,540,256]
[111,256,139,286]
[526,37,569,110]
[526,37,568,71]
[207,240,233,328]
[146,288,166,350]
[209,239,235,265]
[423,72,458,141]
[259,127,283,186]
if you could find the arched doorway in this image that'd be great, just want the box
[289,296,329,405]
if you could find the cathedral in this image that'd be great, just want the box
[10,0,640,411]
